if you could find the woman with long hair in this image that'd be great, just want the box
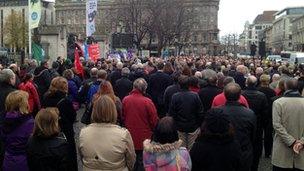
[42,76,78,171]
[1,90,34,171]
[18,73,40,116]
[79,95,136,171]
[27,108,74,171]
[163,62,174,75]
[91,81,123,125]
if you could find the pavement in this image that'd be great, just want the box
[74,108,272,171]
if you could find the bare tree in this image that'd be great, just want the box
[110,0,152,51]
[220,33,239,56]
[146,0,194,55]
[4,11,28,51]
[109,0,194,55]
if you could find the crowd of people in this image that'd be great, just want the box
[0,55,304,171]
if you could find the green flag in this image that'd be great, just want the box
[32,43,44,62]
[29,0,41,29]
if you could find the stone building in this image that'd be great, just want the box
[0,0,63,60]
[239,11,277,54]
[55,0,115,40]
[272,7,304,53]
[292,15,304,52]
[55,0,220,56]
[182,0,220,55]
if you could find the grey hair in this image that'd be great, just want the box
[133,78,148,93]
[90,68,98,77]
[194,71,202,79]
[121,67,130,77]
[0,69,15,83]
[201,69,217,80]
[116,62,123,69]
[246,75,258,87]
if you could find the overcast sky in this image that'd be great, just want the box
[218,0,304,36]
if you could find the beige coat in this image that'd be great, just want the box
[272,96,304,169]
[79,123,136,171]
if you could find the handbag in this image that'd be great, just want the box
[81,103,92,125]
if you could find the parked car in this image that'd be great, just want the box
[0,47,9,65]
[0,47,8,57]
[266,55,282,62]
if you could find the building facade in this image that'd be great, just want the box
[55,0,114,41]
[55,0,220,56]
[0,0,59,59]
[239,11,276,54]
[272,7,304,53]
[182,0,220,55]
[292,15,304,52]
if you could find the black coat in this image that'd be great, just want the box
[42,91,78,170]
[198,84,222,112]
[108,69,122,87]
[148,71,173,117]
[190,137,241,171]
[0,82,16,121]
[234,72,246,89]
[34,66,51,100]
[27,133,76,171]
[219,102,256,171]
[257,87,276,122]
[129,68,148,82]
[114,76,133,100]
[242,87,268,129]
[169,90,204,133]
[163,84,181,114]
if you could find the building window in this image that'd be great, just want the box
[51,12,54,24]
[194,35,198,42]
[255,26,262,30]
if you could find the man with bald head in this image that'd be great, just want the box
[219,83,256,171]
[243,75,268,171]
[272,78,304,170]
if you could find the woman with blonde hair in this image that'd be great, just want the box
[42,76,78,170]
[79,95,136,171]
[27,108,74,171]
[1,90,34,171]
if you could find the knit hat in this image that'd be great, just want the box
[204,108,231,134]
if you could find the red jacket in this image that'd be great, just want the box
[212,92,249,108]
[19,81,41,113]
[122,90,159,150]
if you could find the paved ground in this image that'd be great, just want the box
[74,108,272,171]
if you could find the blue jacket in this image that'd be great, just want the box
[68,79,79,102]
[87,81,102,103]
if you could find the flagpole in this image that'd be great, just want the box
[28,0,32,59]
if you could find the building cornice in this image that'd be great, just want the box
[0,0,27,7]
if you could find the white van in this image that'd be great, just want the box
[289,52,304,65]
